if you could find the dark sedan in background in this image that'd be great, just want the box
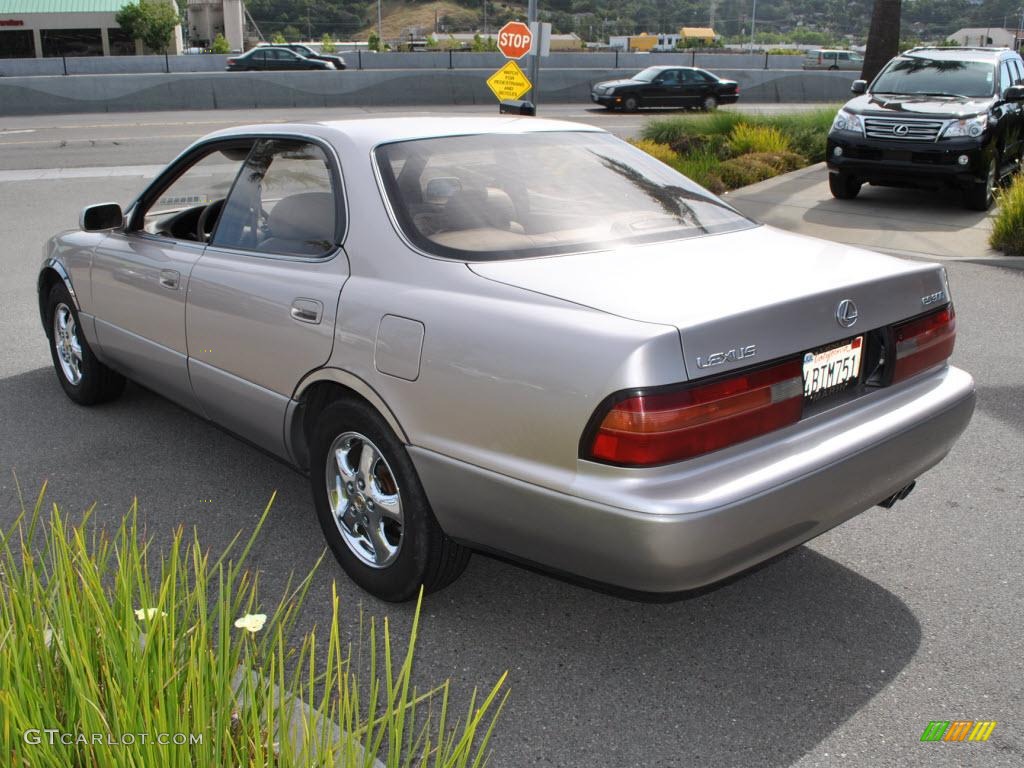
[226,46,335,71]
[592,66,739,111]
[277,43,347,70]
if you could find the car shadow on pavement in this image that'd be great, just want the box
[0,366,923,768]
[803,185,993,232]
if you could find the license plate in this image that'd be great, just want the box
[803,336,863,399]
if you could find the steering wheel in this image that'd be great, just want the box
[196,199,224,243]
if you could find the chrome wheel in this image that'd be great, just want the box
[53,303,83,385]
[326,431,404,569]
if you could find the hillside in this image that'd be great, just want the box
[243,0,1023,45]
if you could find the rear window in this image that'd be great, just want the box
[872,56,996,98]
[374,131,754,261]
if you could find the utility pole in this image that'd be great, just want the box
[750,0,757,49]
[709,0,717,30]
[378,0,383,46]
[528,0,539,109]
[484,0,488,36]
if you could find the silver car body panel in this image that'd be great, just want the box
[39,116,976,593]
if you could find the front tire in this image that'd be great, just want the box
[828,171,862,200]
[310,399,470,601]
[622,95,639,112]
[45,283,125,405]
[965,155,997,211]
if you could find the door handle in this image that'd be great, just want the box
[290,298,323,325]
[159,270,180,289]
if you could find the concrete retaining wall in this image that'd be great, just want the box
[0,68,857,116]
[0,51,807,78]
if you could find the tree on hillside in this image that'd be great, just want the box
[862,0,901,82]
[115,0,180,53]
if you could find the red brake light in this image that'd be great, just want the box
[227,58,236,65]
[892,305,956,383]
[585,359,804,466]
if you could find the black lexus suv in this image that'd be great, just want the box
[827,47,1024,210]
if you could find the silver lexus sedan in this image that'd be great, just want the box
[38,118,976,601]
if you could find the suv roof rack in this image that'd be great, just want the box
[904,46,1010,54]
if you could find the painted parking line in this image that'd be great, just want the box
[0,165,164,182]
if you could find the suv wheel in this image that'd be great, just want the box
[828,171,862,200]
[965,156,997,211]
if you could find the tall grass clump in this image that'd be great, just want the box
[725,124,792,155]
[628,139,679,167]
[990,174,1024,255]
[0,484,507,768]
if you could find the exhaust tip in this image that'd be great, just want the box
[878,480,917,509]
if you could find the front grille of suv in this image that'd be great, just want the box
[863,116,945,141]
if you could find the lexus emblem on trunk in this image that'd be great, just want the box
[836,299,859,328]
[893,124,910,136]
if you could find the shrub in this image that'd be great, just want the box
[726,123,792,156]
[673,149,727,195]
[629,139,680,167]
[740,150,808,172]
[990,175,1024,254]
[210,33,230,54]
[640,110,744,145]
[0,486,507,767]
[716,155,780,188]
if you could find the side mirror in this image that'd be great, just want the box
[1004,84,1024,102]
[851,79,867,95]
[80,202,123,231]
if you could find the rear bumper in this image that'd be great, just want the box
[411,365,975,593]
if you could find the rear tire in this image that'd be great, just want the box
[701,95,718,111]
[310,398,470,601]
[45,283,125,405]
[828,171,862,200]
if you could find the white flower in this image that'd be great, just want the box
[134,608,166,621]
[234,613,267,633]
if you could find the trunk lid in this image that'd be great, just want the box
[468,225,949,380]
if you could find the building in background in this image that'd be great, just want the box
[0,0,182,57]
[609,28,717,53]
[186,0,243,51]
[948,27,1021,49]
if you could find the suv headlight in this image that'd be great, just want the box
[831,109,864,135]
[942,114,988,139]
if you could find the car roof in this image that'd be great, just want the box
[902,47,1016,62]
[200,117,606,152]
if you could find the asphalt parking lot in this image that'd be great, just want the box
[1,104,1021,767]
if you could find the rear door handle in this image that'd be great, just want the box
[290,298,323,325]
[159,270,180,290]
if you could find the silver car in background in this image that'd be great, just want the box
[38,118,975,601]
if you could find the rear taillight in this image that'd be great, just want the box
[226,58,236,65]
[584,359,804,467]
[892,304,956,383]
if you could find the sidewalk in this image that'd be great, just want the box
[725,162,1024,269]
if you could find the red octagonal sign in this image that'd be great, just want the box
[497,21,533,60]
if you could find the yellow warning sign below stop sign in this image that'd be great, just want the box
[486,60,532,102]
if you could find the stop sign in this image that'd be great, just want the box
[497,21,533,60]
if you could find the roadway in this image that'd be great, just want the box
[0,103,1021,768]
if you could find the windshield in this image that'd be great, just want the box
[374,132,755,261]
[871,57,995,98]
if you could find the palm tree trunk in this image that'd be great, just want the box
[862,0,902,83]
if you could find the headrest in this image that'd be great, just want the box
[442,187,515,232]
[267,192,336,244]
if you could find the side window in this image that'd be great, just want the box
[1000,61,1014,94]
[662,70,680,84]
[135,142,252,241]
[1011,57,1023,84]
[839,52,850,61]
[251,50,265,63]
[212,139,339,257]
